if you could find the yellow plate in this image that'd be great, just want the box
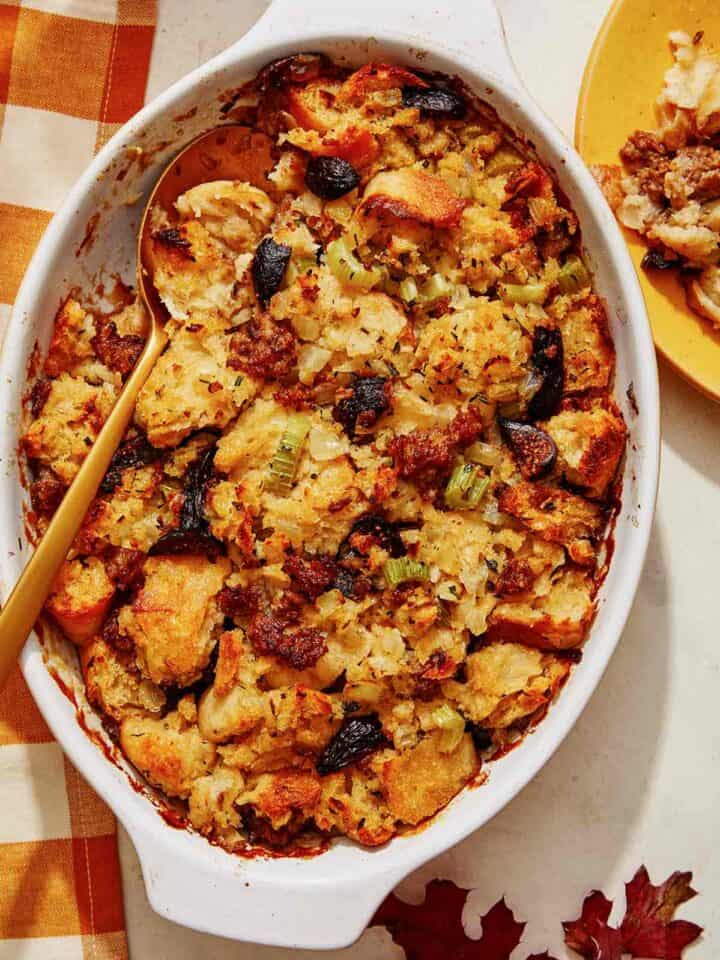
[576,0,720,402]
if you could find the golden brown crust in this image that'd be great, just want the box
[25,53,625,855]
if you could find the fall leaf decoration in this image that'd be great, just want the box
[564,867,703,960]
[371,867,702,960]
[371,881,525,960]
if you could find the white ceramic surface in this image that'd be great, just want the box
[0,0,659,949]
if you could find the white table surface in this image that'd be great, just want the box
[120,1,720,956]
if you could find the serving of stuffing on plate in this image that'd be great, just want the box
[22,54,626,854]
[593,31,720,326]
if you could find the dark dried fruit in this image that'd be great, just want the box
[641,249,679,271]
[316,714,389,775]
[333,375,391,437]
[254,52,333,92]
[498,417,557,480]
[252,237,292,306]
[527,326,564,421]
[337,513,407,561]
[401,84,466,118]
[467,723,493,751]
[148,529,223,557]
[150,445,224,557]
[99,432,161,494]
[305,155,361,200]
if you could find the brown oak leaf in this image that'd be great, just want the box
[371,880,525,960]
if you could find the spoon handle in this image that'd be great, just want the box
[0,325,167,690]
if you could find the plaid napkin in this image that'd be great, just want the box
[0,2,157,957]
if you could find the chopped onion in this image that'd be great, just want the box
[431,704,466,753]
[298,343,331,383]
[308,424,347,461]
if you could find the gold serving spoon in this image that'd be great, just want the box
[0,124,275,689]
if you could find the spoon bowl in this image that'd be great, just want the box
[0,122,271,689]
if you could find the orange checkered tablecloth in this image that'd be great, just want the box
[0,3,157,957]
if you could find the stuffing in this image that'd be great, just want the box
[74,463,169,554]
[487,567,596,649]
[45,557,115,645]
[498,481,604,564]
[175,180,275,253]
[148,219,239,322]
[43,298,96,377]
[596,31,720,326]
[415,298,532,402]
[359,168,467,229]
[135,323,258,447]
[543,401,626,498]
[315,768,395,846]
[81,636,166,721]
[26,53,624,854]
[380,731,477,825]
[119,555,229,686]
[188,766,245,840]
[242,769,322,829]
[22,373,116,483]
[549,293,614,394]
[120,706,216,798]
[443,642,570,728]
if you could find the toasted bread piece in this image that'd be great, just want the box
[45,558,115,645]
[381,731,477,825]
[543,401,626,499]
[120,708,216,798]
[119,555,229,686]
[487,567,595,649]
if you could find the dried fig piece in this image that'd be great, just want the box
[527,326,564,421]
[316,714,389,775]
[305,155,360,199]
[332,375,391,437]
[254,52,334,92]
[252,237,292,306]
[100,432,161,494]
[498,417,557,480]
[641,249,678,270]
[401,84,466,118]
[337,513,407,561]
[150,445,224,557]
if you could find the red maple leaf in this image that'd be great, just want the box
[619,867,702,959]
[563,891,624,960]
[371,880,525,960]
[563,867,703,960]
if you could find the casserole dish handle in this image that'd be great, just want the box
[129,819,408,949]
[238,0,523,93]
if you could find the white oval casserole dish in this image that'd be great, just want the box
[0,0,659,949]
